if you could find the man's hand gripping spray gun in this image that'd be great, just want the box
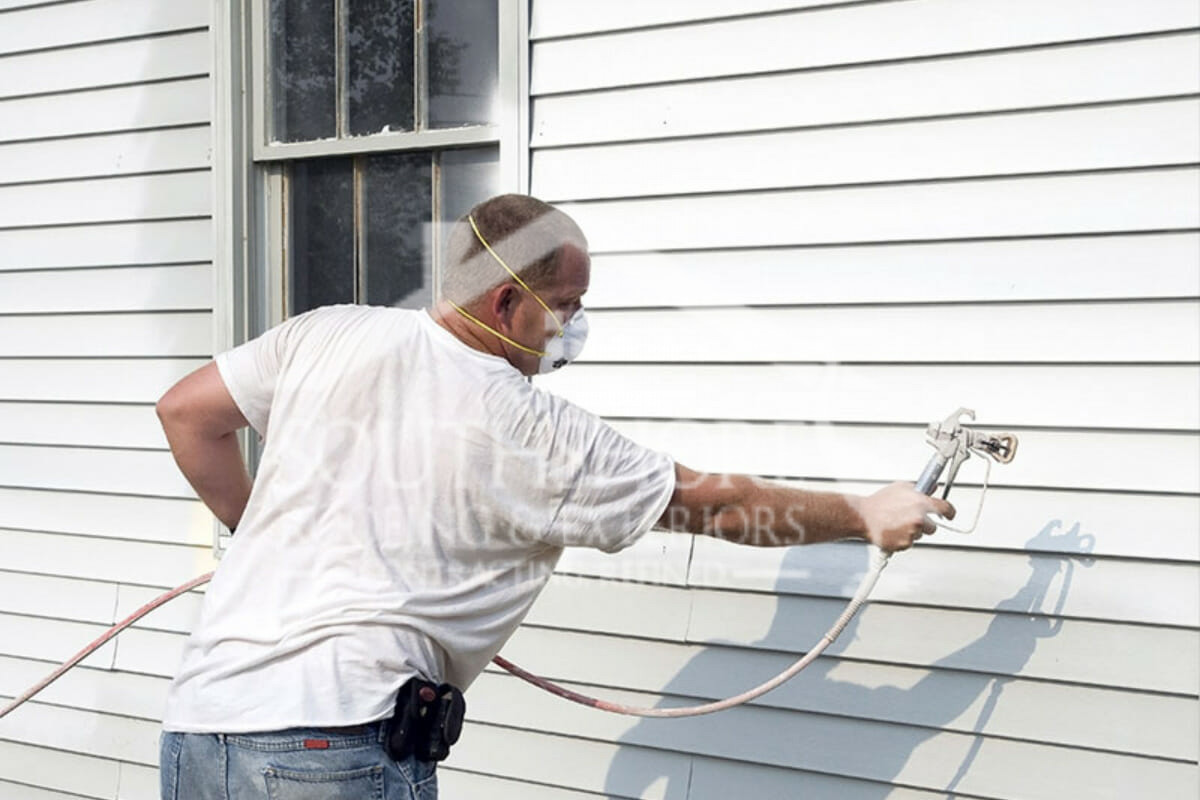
[822,408,1019,644]
[1,410,1018,721]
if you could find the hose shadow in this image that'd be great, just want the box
[603,520,1096,800]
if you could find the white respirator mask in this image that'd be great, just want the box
[538,308,589,373]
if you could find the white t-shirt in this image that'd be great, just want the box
[162,306,675,733]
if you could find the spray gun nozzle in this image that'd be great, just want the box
[974,433,1018,464]
[917,410,1021,531]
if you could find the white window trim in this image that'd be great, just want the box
[208,0,529,552]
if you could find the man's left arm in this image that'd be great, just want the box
[157,362,253,530]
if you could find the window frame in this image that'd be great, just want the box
[208,0,530,551]
[248,0,517,164]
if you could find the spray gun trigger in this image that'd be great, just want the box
[940,445,970,499]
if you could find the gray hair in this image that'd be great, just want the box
[439,194,587,306]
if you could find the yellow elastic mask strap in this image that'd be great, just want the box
[468,214,563,337]
[448,300,547,358]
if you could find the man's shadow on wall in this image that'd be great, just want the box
[604,520,1095,800]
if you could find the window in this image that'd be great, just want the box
[233,0,524,328]
[210,0,527,550]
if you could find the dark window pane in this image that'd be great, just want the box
[428,0,498,128]
[347,0,416,136]
[269,0,337,142]
[439,146,500,228]
[363,153,432,308]
[290,158,355,313]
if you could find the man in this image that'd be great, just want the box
[156,194,952,799]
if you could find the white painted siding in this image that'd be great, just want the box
[3,1,1198,798]
[439,1,1200,798]
[0,0,215,796]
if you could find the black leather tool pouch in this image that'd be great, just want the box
[386,677,465,763]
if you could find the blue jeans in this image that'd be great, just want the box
[160,722,437,800]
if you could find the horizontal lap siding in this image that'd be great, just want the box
[490,1,1200,798]
[0,1,215,796]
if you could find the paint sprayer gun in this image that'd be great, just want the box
[914,407,1018,528]
[824,408,1021,646]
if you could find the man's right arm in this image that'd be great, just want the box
[156,362,254,531]
[657,463,954,552]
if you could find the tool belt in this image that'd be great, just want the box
[386,676,465,763]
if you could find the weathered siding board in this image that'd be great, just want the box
[0,741,119,798]
[578,302,1200,363]
[0,312,213,357]
[115,765,159,800]
[0,3,215,792]
[527,573,694,642]
[0,403,166,449]
[571,232,1200,308]
[478,636,1199,762]
[0,780,96,800]
[607,421,1200,494]
[0,265,213,314]
[535,99,1200,200]
[0,572,117,625]
[447,722,694,799]
[533,33,1200,147]
[686,759,956,800]
[495,574,1200,698]
[439,769,611,800]
[0,78,211,143]
[0,30,209,100]
[454,711,1197,800]
[113,585,206,635]
[687,541,1200,627]
[515,1,1200,797]
[0,359,206,403]
[573,302,1200,364]
[0,1,57,12]
[0,219,212,271]
[0,0,208,56]
[0,448,195,502]
[0,530,215,588]
[517,580,1200,696]
[0,614,117,670]
[0,489,211,546]
[0,702,158,768]
[685,591,1200,696]
[542,363,1200,429]
[0,171,210,228]
[0,655,170,722]
[530,0,1200,93]
[464,671,1198,799]
[109,627,191,679]
[0,126,212,186]
[562,169,1200,251]
[559,525,1200,633]
[555,486,1200,563]
[530,0,833,38]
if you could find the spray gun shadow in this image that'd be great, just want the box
[603,520,1096,800]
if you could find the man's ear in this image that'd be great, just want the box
[490,283,520,329]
